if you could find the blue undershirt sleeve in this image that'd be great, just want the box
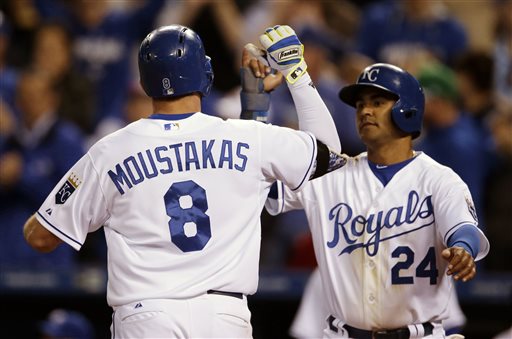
[447,224,481,258]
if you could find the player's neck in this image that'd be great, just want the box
[152,94,201,115]
[366,139,414,165]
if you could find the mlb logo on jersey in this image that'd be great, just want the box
[55,172,82,205]
[164,122,180,131]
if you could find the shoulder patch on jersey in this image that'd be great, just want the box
[465,195,478,223]
[55,172,82,205]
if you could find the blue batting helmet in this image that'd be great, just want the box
[138,25,214,99]
[339,63,425,138]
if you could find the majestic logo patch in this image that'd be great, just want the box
[55,172,82,205]
[278,48,299,60]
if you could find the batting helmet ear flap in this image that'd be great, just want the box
[391,99,423,139]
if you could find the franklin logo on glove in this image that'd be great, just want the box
[278,48,299,60]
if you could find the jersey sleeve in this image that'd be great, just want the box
[35,153,109,251]
[433,169,490,261]
[258,123,317,192]
[265,181,305,215]
[288,73,341,152]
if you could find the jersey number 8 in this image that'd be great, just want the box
[164,180,211,252]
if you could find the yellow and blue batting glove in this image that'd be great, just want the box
[259,25,307,84]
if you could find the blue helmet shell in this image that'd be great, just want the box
[138,25,214,99]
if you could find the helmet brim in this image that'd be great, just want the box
[339,83,399,107]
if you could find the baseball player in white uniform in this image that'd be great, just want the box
[23,25,343,338]
[246,26,490,339]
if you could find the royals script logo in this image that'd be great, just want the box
[327,190,434,256]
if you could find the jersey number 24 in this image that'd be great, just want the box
[391,246,438,285]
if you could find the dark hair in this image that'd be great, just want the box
[453,51,494,92]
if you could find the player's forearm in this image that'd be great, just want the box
[24,214,62,253]
[287,73,341,152]
[239,67,270,123]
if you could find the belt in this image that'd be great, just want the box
[207,290,243,299]
[328,315,433,339]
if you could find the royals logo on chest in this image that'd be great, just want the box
[327,190,435,256]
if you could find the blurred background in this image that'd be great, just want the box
[0,0,510,338]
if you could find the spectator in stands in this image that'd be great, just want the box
[415,62,496,229]
[39,308,94,339]
[31,22,95,134]
[454,50,498,125]
[0,71,84,270]
[356,1,468,66]
[493,0,512,106]
[482,105,512,272]
[0,10,18,114]
[33,0,165,137]
[452,50,512,274]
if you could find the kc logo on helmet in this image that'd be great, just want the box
[361,68,380,82]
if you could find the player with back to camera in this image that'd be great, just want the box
[244,25,490,339]
[23,25,343,338]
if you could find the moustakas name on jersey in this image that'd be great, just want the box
[35,112,318,307]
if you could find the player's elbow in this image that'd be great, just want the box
[28,237,60,253]
[23,215,62,253]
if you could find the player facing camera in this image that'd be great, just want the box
[339,63,425,141]
[241,26,488,338]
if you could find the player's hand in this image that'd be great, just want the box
[240,45,283,122]
[442,247,476,282]
[242,44,283,92]
[259,25,307,84]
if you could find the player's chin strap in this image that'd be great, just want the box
[310,141,347,180]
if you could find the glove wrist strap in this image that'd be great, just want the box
[285,59,308,84]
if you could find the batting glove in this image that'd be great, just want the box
[259,25,307,84]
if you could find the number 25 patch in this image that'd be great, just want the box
[55,172,82,205]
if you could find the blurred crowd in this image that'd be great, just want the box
[0,0,511,282]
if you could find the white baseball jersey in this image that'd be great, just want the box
[266,151,489,330]
[36,112,318,307]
